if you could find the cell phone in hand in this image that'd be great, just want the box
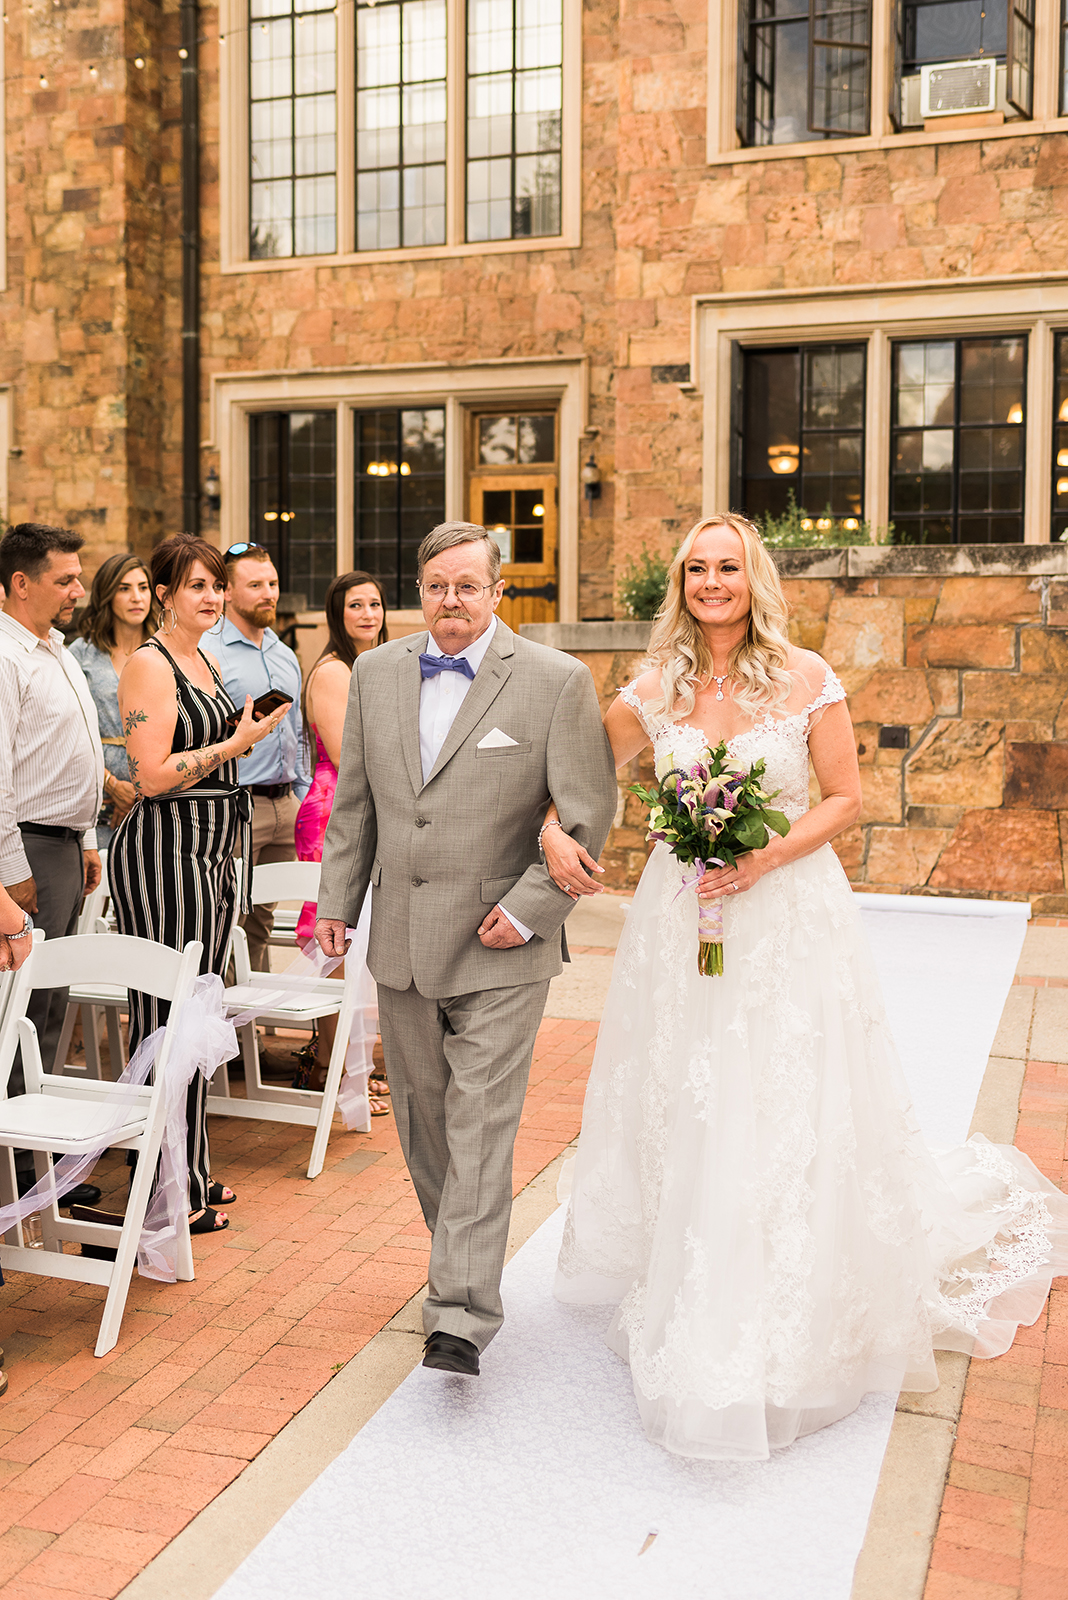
[226,689,293,728]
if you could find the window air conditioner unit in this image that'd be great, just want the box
[920,58,997,118]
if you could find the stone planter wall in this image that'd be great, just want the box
[523,546,1068,909]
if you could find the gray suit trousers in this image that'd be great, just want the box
[377,976,551,1352]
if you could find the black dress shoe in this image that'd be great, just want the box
[17,1176,101,1207]
[422,1331,480,1376]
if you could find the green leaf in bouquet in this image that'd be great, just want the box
[762,808,791,837]
[730,815,766,850]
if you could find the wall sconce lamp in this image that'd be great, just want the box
[582,453,602,503]
[203,468,221,513]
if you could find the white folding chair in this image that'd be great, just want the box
[54,852,128,1081]
[0,932,203,1357]
[207,860,374,1177]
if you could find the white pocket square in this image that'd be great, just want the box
[477,727,519,749]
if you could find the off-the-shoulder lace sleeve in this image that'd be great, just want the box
[803,665,847,725]
[619,679,657,736]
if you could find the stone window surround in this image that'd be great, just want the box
[707,0,1068,164]
[206,356,589,619]
[218,0,583,272]
[696,273,1068,542]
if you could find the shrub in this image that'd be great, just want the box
[757,491,893,548]
[617,547,672,620]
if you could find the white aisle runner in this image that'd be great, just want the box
[216,897,1028,1600]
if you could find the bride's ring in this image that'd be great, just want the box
[731,882,739,892]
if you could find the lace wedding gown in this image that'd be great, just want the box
[555,658,1068,1461]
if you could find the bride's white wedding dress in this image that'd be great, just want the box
[555,657,1068,1461]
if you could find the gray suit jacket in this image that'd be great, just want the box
[317,620,617,998]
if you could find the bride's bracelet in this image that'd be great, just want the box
[538,818,564,857]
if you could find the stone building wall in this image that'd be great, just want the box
[6,0,1068,601]
[2,0,172,564]
[528,546,1068,910]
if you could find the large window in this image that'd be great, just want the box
[733,343,866,530]
[890,337,1026,545]
[898,0,1033,126]
[467,0,563,240]
[241,0,568,258]
[356,0,447,250]
[1052,334,1068,542]
[354,408,446,607]
[737,0,871,146]
[249,412,338,604]
[250,0,337,258]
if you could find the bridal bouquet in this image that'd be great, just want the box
[631,745,791,976]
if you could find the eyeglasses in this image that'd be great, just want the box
[224,542,268,560]
[418,581,496,601]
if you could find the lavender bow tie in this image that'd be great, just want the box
[419,652,475,681]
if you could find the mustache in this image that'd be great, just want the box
[439,609,472,620]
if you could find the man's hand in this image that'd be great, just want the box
[315,918,351,960]
[108,779,137,824]
[7,877,37,914]
[83,850,102,894]
[477,905,526,949]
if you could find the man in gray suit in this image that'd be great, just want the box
[316,522,616,1376]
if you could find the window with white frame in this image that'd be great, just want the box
[706,287,1068,542]
[249,410,338,601]
[250,0,338,258]
[896,0,1034,128]
[356,0,447,250]
[730,342,867,529]
[890,336,1027,544]
[720,0,1041,153]
[354,407,446,605]
[736,0,872,147]
[467,0,563,240]
[242,0,565,259]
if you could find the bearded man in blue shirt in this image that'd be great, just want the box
[217,544,310,971]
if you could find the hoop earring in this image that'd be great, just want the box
[163,606,178,635]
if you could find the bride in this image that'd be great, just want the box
[543,513,1068,1462]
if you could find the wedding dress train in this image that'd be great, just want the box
[555,663,1068,1460]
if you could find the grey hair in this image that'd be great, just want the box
[417,521,502,584]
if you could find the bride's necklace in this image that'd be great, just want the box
[708,666,731,702]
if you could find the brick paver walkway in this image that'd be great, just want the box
[0,1016,598,1599]
[925,1053,1068,1598]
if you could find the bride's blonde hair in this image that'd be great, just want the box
[642,513,793,724]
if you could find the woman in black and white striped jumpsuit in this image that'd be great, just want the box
[108,535,288,1231]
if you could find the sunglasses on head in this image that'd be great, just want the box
[224,542,268,560]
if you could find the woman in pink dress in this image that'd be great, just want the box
[295,571,388,1108]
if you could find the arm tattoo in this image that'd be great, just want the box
[126,753,142,794]
[123,708,148,738]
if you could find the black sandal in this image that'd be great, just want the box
[189,1207,228,1234]
[208,1182,237,1205]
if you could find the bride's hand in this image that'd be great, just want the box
[696,851,766,899]
[542,825,605,899]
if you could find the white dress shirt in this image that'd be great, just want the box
[0,612,103,882]
[418,616,534,944]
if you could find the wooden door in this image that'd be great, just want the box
[469,473,558,630]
